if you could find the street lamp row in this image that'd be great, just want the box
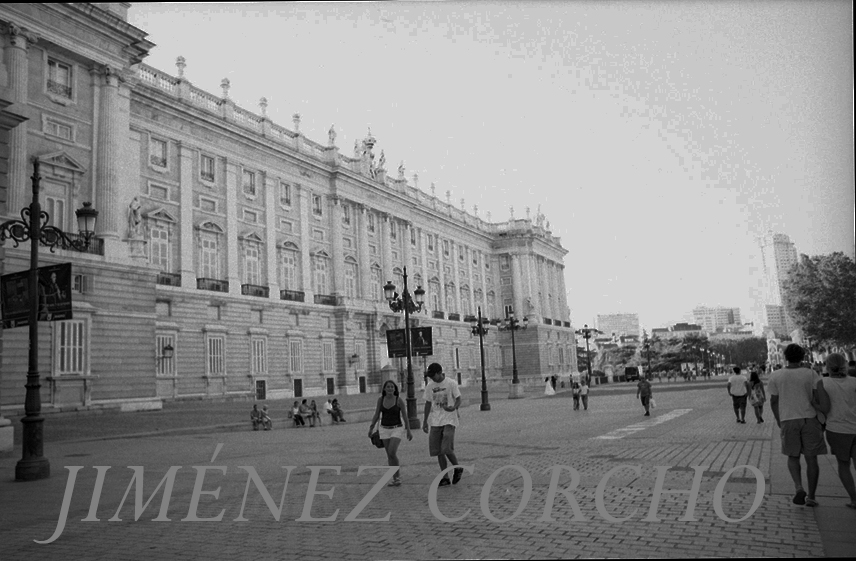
[1,160,98,482]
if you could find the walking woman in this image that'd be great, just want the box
[748,370,766,423]
[368,380,413,486]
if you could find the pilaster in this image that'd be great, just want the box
[511,254,524,319]
[357,205,370,299]
[330,196,344,295]
[179,145,195,288]
[298,186,313,299]
[380,214,393,284]
[264,174,279,297]
[224,161,240,296]
[4,24,35,215]
[95,67,120,239]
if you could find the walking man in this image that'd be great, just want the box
[769,344,827,507]
[423,362,463,486]
[727,366,751,423]
[637,375,653,416]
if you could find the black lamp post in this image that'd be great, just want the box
[383,266,424,429]
[804,335,814,365]
[1,159,98,481]
[575,324,601,385]
[470,306,490,411]
[500,308,528,388]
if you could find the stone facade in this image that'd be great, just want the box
[1,3,576,412]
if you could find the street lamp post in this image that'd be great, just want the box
[575,324,602,385]
[500,309,528,398]
[1,159,98,481]
[470,306,490,411]
[383,266,425,429]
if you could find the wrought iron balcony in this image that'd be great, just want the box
[447,313,461,321]
[563,321,571,328]
[314,294,337,306]
[196,277,229,292]
[241,284,269,298]
[280,289,305,302]
[157,272,181,287]
[47,80,72,99]
[543,318,552,325]
[432,311,445,320]
[463,315,477,323]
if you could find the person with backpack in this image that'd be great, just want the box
[748,370,766,423]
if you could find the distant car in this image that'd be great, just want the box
[625,367,640,381]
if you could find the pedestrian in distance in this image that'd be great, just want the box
[814,353,856,509]
[728,366,751,424]
[580,380,589,410]
[748,370,767,423]
[368,380,413,487]
[299,399,315,427]
[769,343,827,507]
[291,400,305,427]
[325,399,336,423]
[259,405,273,431]
[422,362,464,486]
[250,404,262,431]
[572,382,581,410]
[637,375,653,416]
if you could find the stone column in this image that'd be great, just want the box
[357,205,370,299]
[298,186,313,299]
[466,246,475,316]
[557,264,568,322]
[437,237,448,312]
[3,24,34,215]
[511,254,524,319]
[419,229,429,287]
[224,161,240,295]
[402,222,413,276]
[264,174,279,297]
[451,242,462,313]
[178,145,196,288]
[95,67,122,239]
[330,196,344,295]
[538,257,549,318]
[381,214,393,283]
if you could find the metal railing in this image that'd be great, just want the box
[157,272,181,287]
[280,289,305,302]
[197,278,229,292]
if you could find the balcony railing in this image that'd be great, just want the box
[553,319,562,326]
[157,272,181,287]
[447,313,461,321]
[563,321,571,328]
[463,315,477,323]
[241,284,269,298]
[280,289,305,302]
[197,278,229,292]
[314,294,337,306]
[543,318,552,325]
[47,80,72,99]
[432,311,445,320]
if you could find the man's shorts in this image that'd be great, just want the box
[825,430,856,462]
[780,417,828,457]
[428,425,456,457]
[731,394,748,408]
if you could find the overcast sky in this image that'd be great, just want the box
[127,1,854,331]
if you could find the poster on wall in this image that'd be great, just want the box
[385,326,434,358]
[0,263,73,328]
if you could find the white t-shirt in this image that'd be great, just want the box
[767,366,819,422]
[820,376,856,434]
[579,384,589,396]
[423,376,461,427]
[728,374,749,396]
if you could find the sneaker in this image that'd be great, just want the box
[644,412,650,416]
[452,468,464,484]
[438,477,451,487]
[805,498,819,507]
[388,478,402,487]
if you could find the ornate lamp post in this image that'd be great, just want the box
[1,160,98,481]
[575,324,601,385]
[470,306,490,411]
[500,309,528,398]
[383,266,425,428]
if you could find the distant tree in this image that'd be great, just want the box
[710,338,768,366]
[783,252,856,347]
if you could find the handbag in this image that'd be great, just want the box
[649,397,656,409]
[370,428,384,448]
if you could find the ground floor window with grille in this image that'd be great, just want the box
[289,339,303,374]
[156,333,176,376]
[207,335,225,375]
[322,340,334,372]
[55,319,87,375]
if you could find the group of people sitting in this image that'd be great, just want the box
[251,399,347,430]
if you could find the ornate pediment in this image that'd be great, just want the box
[196,220,224,234]
[240,231,264,244]
[37,151,87,176]
[144,206,177,223]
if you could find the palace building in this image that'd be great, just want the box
[0,3,576,414]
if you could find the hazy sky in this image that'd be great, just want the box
[127,1,854,331]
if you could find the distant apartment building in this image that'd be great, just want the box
[758,232,799,336]
[650,323,704,340]
[596,313,640,338]
[692,306,742,332]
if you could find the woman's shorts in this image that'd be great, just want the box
[825,430,856,462]
[379,425,405,441]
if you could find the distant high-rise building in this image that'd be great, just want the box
[758,232,799,335]
[692,306,742,332]
[596,313,640,338]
